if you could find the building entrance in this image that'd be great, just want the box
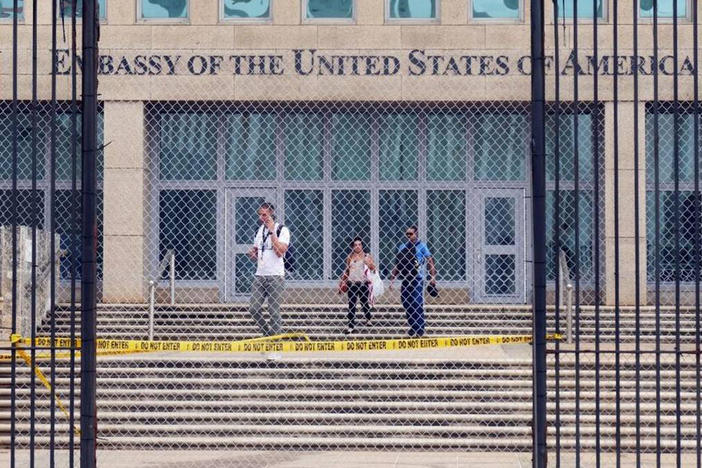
[472,189,526,303]
[225,188,277,300]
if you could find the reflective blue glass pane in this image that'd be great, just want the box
[640,0,686,18]
[472,0,520,19]
[427,113,466,181]
[484,197,515,246]
[473,113,527,181]
[0,0,24,20]
[645,113,698,184]
[59,0,107,19]
[307,0,353,18]
[427,190,466,281]
[159,190,217,280]
[389,0,436,18]
[284,113,323,180]
[235,253,256,294]
[226,113,276,180]
[379,113,419,181]
[159,113,216,180]
[223,0,270,18]
[558,0,604,18]
[55,190,105,280]
[0,109,46,180]
[545,190,594,282]
[285,190,324,280]
[379,190,419,279]
[234,196,266,245]
[141,0,187,18]
[545,112,594,183]
[332,113,371,181]
[332,190,370,277]
[56,112,104,182]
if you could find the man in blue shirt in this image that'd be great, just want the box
[389,225,437,337]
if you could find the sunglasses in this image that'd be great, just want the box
[405,231,415,237]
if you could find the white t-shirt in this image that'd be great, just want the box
[253,223,290,277]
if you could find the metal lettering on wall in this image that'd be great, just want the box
[52,48,698,77]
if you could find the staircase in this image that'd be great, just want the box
[1,303,699,452]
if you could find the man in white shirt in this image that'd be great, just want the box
[247,202,290,337]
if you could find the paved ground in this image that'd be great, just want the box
[3,450,699,467]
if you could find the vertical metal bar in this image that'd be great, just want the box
[552,0,563,463]
[632,0,642,464]
[652,1,662,463]
[694,1,701,466]
[69,1,79,465]
[170,252,175,305]
[10,1,19,466]
[591,0,601,464]
[530,0,547,466]
[149,281,155,341]
[29,0,39,463]
[49,0,58,464]
[672,1,682,464]
[572,1,582,465]
[611,0,621,466]
[80,0,99,466]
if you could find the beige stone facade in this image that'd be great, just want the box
[0,1,699,305]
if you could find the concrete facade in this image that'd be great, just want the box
[0,0,698,305]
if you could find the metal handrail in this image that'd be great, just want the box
[558,249,574,344]
[148,250,175,340]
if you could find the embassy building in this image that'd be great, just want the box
[0,0,698,306]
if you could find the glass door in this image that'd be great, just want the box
[473,189,525,303]
[225,189,277,300]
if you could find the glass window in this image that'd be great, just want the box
[284,112,323,181]
[545,190,594,282]
[222,0,270,19]
[56,112,104,182]
[645,113,697,185]
[388,0,436,19]
[546,112,595,183]
[427,113,466,181]
[379,112,419,181]
[306,0,353,19]
[159,190,216,280]
[285,190,324,280]
[332,190,370,277]
[0,0,24,20]
[379,190,419,279]
[331,112,371,181]
[226,112,276,180]
[141,0,188,19]
[473,112,527,181]
[640,0,686,18]
[55,190,104,280]
[0,189,44,228]
[58,0,107,20]
[159,113,216,181]
[427,190,466,281]
[0,110,46,180]
[557,0,605,19]
[472,0,520,19]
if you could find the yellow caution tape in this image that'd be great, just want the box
[2,333,561,360]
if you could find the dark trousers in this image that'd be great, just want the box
[401,277,425,334]
[347,282,371,328]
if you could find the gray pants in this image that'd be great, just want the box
[248,275,285,336]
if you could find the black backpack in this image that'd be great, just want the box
[395,242,419,280]
[276,225,295,272]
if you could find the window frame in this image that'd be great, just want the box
[468,0,524,23]
[385,0,440,24]
[302,0,356,24]
[137,0,190,23]
[219,0,273,23]
[638,0,691,22]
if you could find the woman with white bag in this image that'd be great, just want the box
[337,237,377,335]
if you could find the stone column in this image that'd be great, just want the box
[102,101,146,302]
[605,101,647,305]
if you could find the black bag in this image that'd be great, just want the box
[395,242,419,280]
[276,225,295,272]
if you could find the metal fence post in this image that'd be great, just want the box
[80,1,99,467]
[530,0,547,466]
